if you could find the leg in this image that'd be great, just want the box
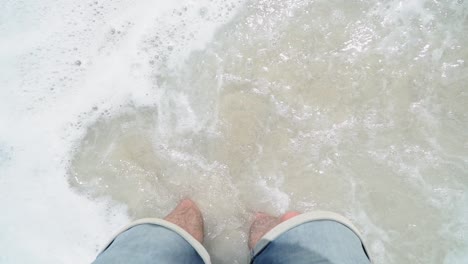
[249,212,371,264]
[93,199,208,264]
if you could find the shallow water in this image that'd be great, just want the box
[1,0,468,263]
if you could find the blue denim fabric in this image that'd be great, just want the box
[93,224,205,264]
[94,220,370,264]
[251,220,371,264]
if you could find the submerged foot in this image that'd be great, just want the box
[164,199,204,243]
[248,211,300,249]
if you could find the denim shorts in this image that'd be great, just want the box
[93,211,371,264]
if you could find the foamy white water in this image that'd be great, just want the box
[1,0,467,263]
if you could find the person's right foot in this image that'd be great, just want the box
[248,211,300,249]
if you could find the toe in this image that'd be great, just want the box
[280,211,300,222]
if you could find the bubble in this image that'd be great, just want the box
[199,7,208,17]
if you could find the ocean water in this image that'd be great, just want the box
[1,0,467,263]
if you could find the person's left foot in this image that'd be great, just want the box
[164,199,204,243]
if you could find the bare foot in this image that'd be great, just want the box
[164,199,204,243]
[248,211,300,249]
[280,211,300,222]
